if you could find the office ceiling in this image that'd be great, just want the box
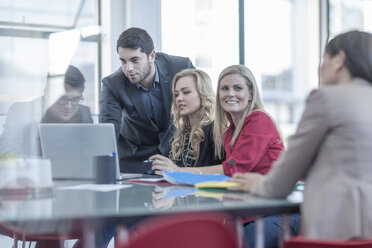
[0,0,91,30]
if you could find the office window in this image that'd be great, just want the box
[329,0,372,36]
[244,0,320,139]
[161,0,239,89]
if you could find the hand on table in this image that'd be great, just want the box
[149,154,182,176]
[227,172,263,192]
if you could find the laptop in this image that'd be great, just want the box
[39,123,142,180]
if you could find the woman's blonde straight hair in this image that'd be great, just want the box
[213,65,281,158]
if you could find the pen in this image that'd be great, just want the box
[143,159,182,163]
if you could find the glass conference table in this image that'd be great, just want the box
[0,178,302,245]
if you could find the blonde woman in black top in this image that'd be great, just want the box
[150,68,223,171]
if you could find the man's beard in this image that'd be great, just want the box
[129,60,152,85]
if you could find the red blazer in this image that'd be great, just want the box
[222,111,283,176]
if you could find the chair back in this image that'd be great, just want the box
[116,212,239,248]
[283,236,372,248]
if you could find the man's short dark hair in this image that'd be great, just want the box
[64,65,86,91]
[116,27,154,56]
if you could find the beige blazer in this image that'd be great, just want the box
[252,78,372,240]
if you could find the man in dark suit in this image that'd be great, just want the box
[99,27,194,173]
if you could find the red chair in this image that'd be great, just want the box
[283,236,372,248]
[115,212,240,248]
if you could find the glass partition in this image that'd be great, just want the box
[0,0,99,158]
[0,3,100,245]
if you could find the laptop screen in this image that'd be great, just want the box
[39,123,120,179]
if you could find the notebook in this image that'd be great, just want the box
[39,123,141,180]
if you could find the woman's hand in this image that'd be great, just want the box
[227,172,263,192]
[149,154,182,176]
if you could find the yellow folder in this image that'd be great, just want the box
[194,181,241,189]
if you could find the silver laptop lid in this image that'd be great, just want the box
[39,123,120,180]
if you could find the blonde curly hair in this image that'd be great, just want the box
[170,69,215,166]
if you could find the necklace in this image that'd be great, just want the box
[181,130,194,167]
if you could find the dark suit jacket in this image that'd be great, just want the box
[42,105,93,124]
[99,52,194,172]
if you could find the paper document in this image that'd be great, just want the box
[58,184,132,192]
[127,178,166,183]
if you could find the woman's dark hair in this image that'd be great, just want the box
[116,27,154,56]
[325,30,372,83]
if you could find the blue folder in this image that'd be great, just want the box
[163,171,231,186]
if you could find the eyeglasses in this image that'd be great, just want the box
[57,96,84,105]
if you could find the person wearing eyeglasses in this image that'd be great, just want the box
[42,66,93,123]
[0,65,92,157]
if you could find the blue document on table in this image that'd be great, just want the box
[161,186,197,198]
[163,171,231,186]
